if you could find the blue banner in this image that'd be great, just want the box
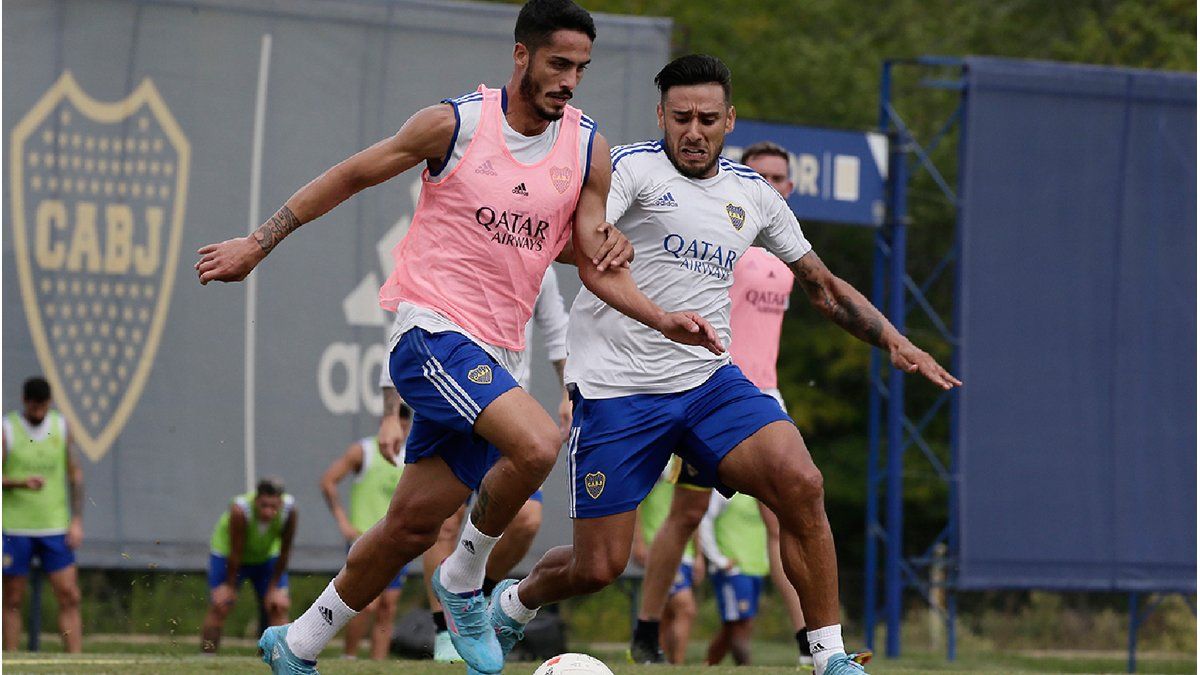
[724,119,888,226]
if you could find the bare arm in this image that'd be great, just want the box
[270,510,297,589]
[573,134,722,355]
[196,104,457,284]
[790,251,961,390]
[225,506,247,586]
[66,430,84,519]
[320,443,364,542]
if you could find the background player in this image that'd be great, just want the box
[490,55,958,675]
[320,403,414,660]
[201,478,296,653]
[196,2,720,671]
[2,376,85,653]
[631,458,700,664]
[698,491,768,666]
[630,142,869,668]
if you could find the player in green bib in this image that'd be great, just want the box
[320,402,413,660]
[201,477,296,653]
[632,457,700,664]
[698,491,769,666]
[3,377,85,653]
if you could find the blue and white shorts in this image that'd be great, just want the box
[389,328,519,490]
[566,364,791,518]
[712,570,764,622]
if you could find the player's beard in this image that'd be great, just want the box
[519,69,566,122]
[665,136,723,179]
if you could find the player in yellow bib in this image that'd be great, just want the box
[2,377,85,653]
[201,478,296,653]
[320,402,413,660]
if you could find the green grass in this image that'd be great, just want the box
[3,639,1195,674]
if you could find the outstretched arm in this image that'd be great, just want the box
[196,104,457,284]
[790,251,961,390]
[573,134,723,355]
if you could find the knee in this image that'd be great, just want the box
[670,500,708,532]
[510,504,542,538]
[55,585,82,610]
[2,590,24,612]
[572,554,625,594]
[512,427,560,478]
[376,516,440,555]
[779,465,824,506]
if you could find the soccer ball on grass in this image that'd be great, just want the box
[532,652,614,675]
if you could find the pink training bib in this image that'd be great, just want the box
[380,85,584,351]
[728,247,795,389]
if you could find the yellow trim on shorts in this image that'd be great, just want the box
[667,455,709,490]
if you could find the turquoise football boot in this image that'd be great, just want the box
[258,624,319,674]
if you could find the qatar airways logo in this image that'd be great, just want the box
[475,206,550,252]
[662,234,738,280]
[744,289,789,315]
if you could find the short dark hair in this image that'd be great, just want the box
[256,476,286,497]
[654,54,732,102]
[22,377,51,403]
[741,141,790,167]
[515,0,596,52]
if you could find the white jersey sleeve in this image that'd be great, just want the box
[531,268,569,362]
[752,180,813,264]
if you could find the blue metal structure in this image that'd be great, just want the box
[865,56,965,660]
[865,56,1196,673]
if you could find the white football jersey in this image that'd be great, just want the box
[565,140,812,398]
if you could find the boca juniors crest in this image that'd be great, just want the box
[9,71,190,461]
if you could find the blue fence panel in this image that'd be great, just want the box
[956,57,1196,592]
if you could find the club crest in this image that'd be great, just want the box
[9,71,190,462]
[549,166,572,194]
[467,364,493,385]
[584,471,606,499]
[726,203,746,230]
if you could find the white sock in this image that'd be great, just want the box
[286,580,358,661]
[499,581,538,624]
[439,516,500,594]
[808,624,846,675]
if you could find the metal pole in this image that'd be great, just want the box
[884,125,909,659]
[865,59,895,655]
[1127,592,1138,673]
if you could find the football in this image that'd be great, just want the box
[532,652,614,675]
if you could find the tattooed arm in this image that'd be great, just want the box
[790,251,961,390]
[196,104,457,284]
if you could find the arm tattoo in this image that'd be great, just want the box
[794,254,887,348]
[253,206,302,253]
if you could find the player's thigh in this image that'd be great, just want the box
[566,392,681,519]
[715,421,819,507]
[676,365,793,496]
[45,564,80,604]
[386,454,475,531]
[2,575,27,608]
[666,482,712,531]
[35,535,76,575]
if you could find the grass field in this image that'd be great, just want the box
[2,639,1195,674]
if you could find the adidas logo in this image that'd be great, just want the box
[512,182,529,196]
[651,191,678,208]
[475,160,498,176]
[463,540,476,555]
[319,605,333,626]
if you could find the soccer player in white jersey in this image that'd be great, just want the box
[196,3,720,671]
[493,55,960,675]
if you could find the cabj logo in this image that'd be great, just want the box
[584,471,606,499]
[9,71,189,462]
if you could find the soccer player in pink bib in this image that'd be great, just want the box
[196,2,720,673]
